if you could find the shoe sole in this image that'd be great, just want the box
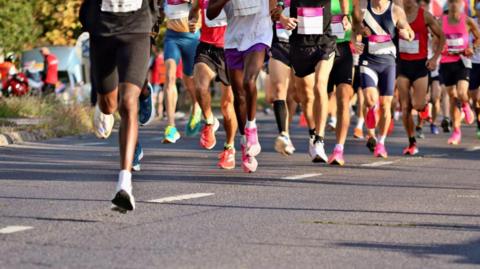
[218,163,235,170]
[312,156,328,163]
[274,138,294,156]
[329,159,345,166]
[162,135,180,144]
[111,190,135,211]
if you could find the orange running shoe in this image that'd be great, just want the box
[218,148,236,170]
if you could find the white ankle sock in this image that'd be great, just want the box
[334,144,344,151]
[378,135,386,144]
[356,118,364,129]
[246,119,257,129]
[117,170,132,193]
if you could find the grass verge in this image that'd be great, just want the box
[0,96,93,138]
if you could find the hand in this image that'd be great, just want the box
[188,20,197,33]
[425,57,438,71]
[399,28,415,42]
[342,15,351,32]
[360,23,371,37]
[280,16,297,30]
[464,47,474,57]
[354,42,365,55]
[270,6,282,21]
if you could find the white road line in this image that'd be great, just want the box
[466,146,480,152]
[0,226,33,234]
[456,194,480,199]
[361,161,395,167]
[147,193,214,203]
[282,173,322,180]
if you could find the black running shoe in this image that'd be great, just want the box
[366,136,377,153]
[441,118,451,133]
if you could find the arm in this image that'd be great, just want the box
[393,4,414,41]
[188,0,200,33]
[351,0,363,38]
[467,17,480,48]
[207,0,228,20]
[340,0,351,30]
[425,11,445,70]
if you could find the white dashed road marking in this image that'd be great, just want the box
[147,193,214,203]
[0,226,33,234]
[361,161,395,167]
[282,173,323,180]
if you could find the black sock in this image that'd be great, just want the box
[309,128,315,138]
[273,100,287,134]
[409,136,416,146]
[314,135,324,144]
[455,99,462,109]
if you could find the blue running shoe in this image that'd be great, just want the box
[139,83,155,126]
[430,123,439,135]
[162,125,181,144]
[132,143,144,172]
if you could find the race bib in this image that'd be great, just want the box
[399,35,419,54]
[297,7,323,35]
[276,7,291,42]
[232,0,260,16]
[204,9,227,27]
[446,33,465,54]
[166,0,190,20]
[101,0,142,13]
[331,15,345,39]
[368,35,394,55]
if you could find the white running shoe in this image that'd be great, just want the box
[94,105,114,139]
[309,139,328,163]
[274,134,295,156]
[111,171,135,211]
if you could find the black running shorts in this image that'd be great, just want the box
[439,60,470,87]
[194,42,230,86]
[271,41,291,67]
[398,59,429,82]
[328,41,354,93]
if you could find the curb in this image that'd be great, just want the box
[0,130,48,147]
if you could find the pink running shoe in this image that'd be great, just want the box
[328,148,345,166]
[448,128,462,145]
[245,127,261,157]
[366,106,377,130]
[462,103,474,125]
[241,142,258,173]
[374,143,388,158]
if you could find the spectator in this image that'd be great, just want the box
[40,47,58,95]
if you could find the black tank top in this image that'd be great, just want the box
[289,0,333,46]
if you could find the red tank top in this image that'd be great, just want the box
[199,0,226,48]
[399,7,428,61]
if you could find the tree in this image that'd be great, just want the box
[35,0,83,46]
[0,0,39,54]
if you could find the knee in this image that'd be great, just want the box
[242,75,257,92]
[119,95,138,117]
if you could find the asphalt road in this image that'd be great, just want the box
[0,114,479,269]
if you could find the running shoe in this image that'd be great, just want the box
[111,171,135,211]
[366,136,377,153]
[403,143,419,156]
[353,127,364,139]
[328,148,345,166]
[374,143,388,158]
[218,148,236,170]
[241,139,258,173]
[430,123,439,135]
[132,143,144,172]
[327,117,336,131]
[441,117,451,133]
[162,125,181,144]
[185,106,202,137]
[462,103,474,125]
[310,139,328,163]
[274,134,295,156]
[245,127,261,157]
[366,106,377,129]
[93,105,114,139]
[447,128,462,145]
[418,104,430,121]
[139,83,155,126]
[416,126,425,139]
[199,118,220,150]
